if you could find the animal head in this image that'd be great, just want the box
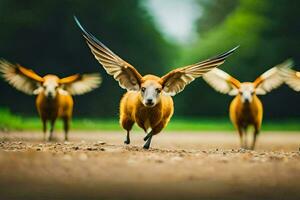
[75,17,238,107]
[203,59,293,103]
[238,82,256,103]
[0,60,102,98]
[138,75,163,107]
[38,75,60,99]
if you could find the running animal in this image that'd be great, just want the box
[75,17,238,149]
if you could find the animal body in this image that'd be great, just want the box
[0,60,101,141]
[75,17,238,149]
[203,60,292,149]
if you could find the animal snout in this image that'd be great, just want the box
[46,91,55,99]
[146,99,154,106]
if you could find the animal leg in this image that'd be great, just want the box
[143,132,153,149]
[121,118,134,145]
[237,127,244,149]
[243,128,248,149]
[42,119,47,141]
[144,132,152,141]
[143,121,165,149]
[250,127,260,150]
[124,130,131,144]
[63,117,70,141]
[48,119,56,141]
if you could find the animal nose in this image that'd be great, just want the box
[47,92,54,99]
[146,99,153,105]
[244,97,250,103]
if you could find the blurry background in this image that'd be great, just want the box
[0,0,299,123]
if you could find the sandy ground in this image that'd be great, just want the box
[0,131,300,200]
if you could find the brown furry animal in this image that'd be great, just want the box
[0,60,101,141]
[75,17,238,149]
[203,60,292,149]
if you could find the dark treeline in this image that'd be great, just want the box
[0,0,299,119]
[0,0,176,118]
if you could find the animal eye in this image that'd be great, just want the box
[156,88,161,93]
[141,87,146,92]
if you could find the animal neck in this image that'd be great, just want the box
[39,92,60,105]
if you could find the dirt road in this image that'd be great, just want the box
[0,131,300,200]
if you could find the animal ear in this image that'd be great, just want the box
[33,86,44,95]
[228,88,239,96]
[57,88,69,96]
[255,88,267,95]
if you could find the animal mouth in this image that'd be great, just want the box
[145,102,155,107]
[46,94,55,100]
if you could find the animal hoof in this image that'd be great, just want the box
[143,145,150,150]
[124,140,130,145]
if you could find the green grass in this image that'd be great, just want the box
[0,108,299,132]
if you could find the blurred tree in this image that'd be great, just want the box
[178,0,300,119]
[196,0,239,32]
[0,0,177,117]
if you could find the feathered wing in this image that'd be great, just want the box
[280,67,300,91]
[74,17,142,91]
[0,59,43,95]
[254,59,293,95]
[160,46,239,96]
[59,73,102,95]
[203,68,241,96]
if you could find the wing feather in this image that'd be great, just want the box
[280,67,300,91]
[254,59,293,95]
[74,17,142,91]
[203,68,240,95]
[60,73,102,95]
[0,59,43,95]
[161,46,239,96]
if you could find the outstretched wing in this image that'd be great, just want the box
[280,67,300,91]
[203,68,241,96]
[0,59,43,95]
[160,46,239,96]
[74,17,142,91]
[254,59,293,95]
[59,73,102,95]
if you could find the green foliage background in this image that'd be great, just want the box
[0,0,299,121]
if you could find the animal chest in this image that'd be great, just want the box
[134,106,163,130]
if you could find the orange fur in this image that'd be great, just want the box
[35,75,74,141]
[229,92,263,150]
[119,75,174,147]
